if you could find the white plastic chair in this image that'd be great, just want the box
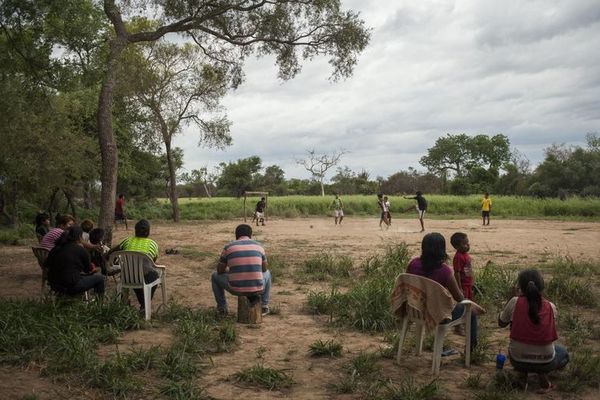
[392,273,474,375]
[32,246,49,295]
[109,251,167,320]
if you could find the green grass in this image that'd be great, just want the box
[232,364,294,390]
[306,243,410,332]
[0,298,237,397]
[300,253,353,281]
[148,194,600,220]
[308,339,343,357]
[546,273,597,307]
[0,224,35,245]
[377,379,440,400]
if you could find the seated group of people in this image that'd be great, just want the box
[36,213,161,314]
[409,232,568,392]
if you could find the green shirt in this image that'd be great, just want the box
[331,198,343,210]
[119,236,159,261]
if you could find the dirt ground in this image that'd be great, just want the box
[1,217,599,399]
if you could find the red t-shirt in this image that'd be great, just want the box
[115,198,125,214]
[453,251,473,292]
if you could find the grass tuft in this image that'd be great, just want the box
[233,364,294,390]
[308,339,343,357]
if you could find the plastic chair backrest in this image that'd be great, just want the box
[32,246,49,269]
[391,273,454,330]
[109,251,152,286]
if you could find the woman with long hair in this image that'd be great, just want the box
[406,232,483,350]
[46,226,105,297]
[498,269,569,393]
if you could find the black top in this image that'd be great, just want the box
[255,200,265,213]
[408,195,427,210]
[36,225,49,238]
[47,242,91,290]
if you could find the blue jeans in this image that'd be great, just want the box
[211,270,272,310]
[510,344,570,373]
[69,273,105,296]
[451,303,478,349]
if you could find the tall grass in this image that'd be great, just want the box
[148,195,600,220]
[0,298,237,397]
[306,243,410,331]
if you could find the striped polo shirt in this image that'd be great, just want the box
[40,228,65,251]
[119,236,159,261]
[220,236,266,293]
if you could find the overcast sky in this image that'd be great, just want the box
[173,0,600,181]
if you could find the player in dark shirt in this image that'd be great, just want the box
[404,191,428,232]
[255,197,266,226]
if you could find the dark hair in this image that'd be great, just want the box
[484,192,489,196]
[517,269,544,325]
[235,224,252,239]
[118,193,125,199]
[416,191,422,196]
[450,232,468,249]
[56,226,83,248]
[56,214,75,228]
[80,219,94,233]
[420,232,448,275]
[35,212,50,226]
[135,219,151,238]
[89,228,105,245]
[377,193,383,198]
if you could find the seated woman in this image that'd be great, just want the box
[498,269,569,393]
[406,232,483,350]
[46,226,105,297]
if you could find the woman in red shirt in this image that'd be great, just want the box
[498,269,569,393]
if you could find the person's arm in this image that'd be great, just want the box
[454,271,462,290]
[447,274,464,302]
[262,259,268,272]
[498,297,517,328]
[217,261,227,274]
[81,240,103,253]
[340,199,344,209]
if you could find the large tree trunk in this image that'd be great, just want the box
[164,140,180,222]
[97,37,127,246]
[203,183,212,198]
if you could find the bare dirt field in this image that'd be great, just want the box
[1,217,599,399]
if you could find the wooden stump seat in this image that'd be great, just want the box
[237,295,262,324]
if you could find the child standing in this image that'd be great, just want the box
[481,192,492,226]
[450,232,474,300]
[383,196,391,228]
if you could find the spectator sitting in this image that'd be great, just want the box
[406,232,484,351]
[89,228,116,276]
[80,219,94,243]
[46,226,105,297]
[498,269,569,393]
[40,214,75,251]
[35,212,51,243]
[211,224,272,316]
[108,219,159,314]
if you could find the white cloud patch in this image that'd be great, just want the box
[173,0,600,181]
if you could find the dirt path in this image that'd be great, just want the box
[1,217,599,399]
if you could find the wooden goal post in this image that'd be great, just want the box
[243,191,269,222]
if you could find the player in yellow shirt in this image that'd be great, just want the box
[481,192,492,225]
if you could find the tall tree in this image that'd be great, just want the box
[420,133,511,193]
[296,149,346,196]
[216,156,262,197]
[125,40,231,221]
[96,0,370,241]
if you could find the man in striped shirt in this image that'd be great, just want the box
[39,214,75,251]
[212,224,272,316]
[108,219,160,312]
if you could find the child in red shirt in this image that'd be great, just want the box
[450,232,474,300]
